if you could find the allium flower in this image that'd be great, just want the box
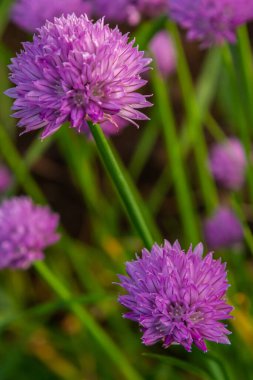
[94,0,131,24]
[11,0,93,33]
[149,30,177,78]
[0,166,12,193]
[208,138,246,191]
[0,197,59,269]
[203,207,243,250]
[6,14,152,139]
[94,0,168,25]
[169,0,253,47]
[118,240,233,352]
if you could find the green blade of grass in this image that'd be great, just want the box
[151,70,200,244]
[143,353,212,380]
[169,22,218,213]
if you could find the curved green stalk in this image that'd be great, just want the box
[151,71,200,245]
[0,125,142,380]
[35,261,143,380]
[169,22,218,213]
[89,122,155,249]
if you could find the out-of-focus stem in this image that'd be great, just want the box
[151,71,200,245]
[89,122,155,249]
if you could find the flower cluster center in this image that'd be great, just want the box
[168,302,186,322]
[73,91,87,107]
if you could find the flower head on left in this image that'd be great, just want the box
[0,196,60,269]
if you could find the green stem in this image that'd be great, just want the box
[89,123,154,249]
[169,22,218,213]
[128,114,159,181]
[25,136,54,167]
[35,262,142,380]
[0,126,141,379]
[221,44,253,202]
[109,142,162,243]
[0,0,13,38]
[151,71,200,244]
[231,196,253,256]
[0,126,45,203]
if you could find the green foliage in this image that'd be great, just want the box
[1,4,253,380]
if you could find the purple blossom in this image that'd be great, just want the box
[11,0,93,33]
[0,166,12,193]
[0,197,59,269]
[203,207,243,250]
[6,14,152,139]
[94,0,131,24]
[94,0,168,25]
[149,30,177,78]
[118,240,233,352]
[169,0,253,47]
[208,138,246,191]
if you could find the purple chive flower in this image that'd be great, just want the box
[11,0,93,33]
[94,0,168,25]
[203,207,243,250]
[149,30,177,78]
[6,14,152,139]
[118,240,233,352]
[208,138,246,191]
[0,166,12,193]
[0,197,59,269]
[169,0,253,47]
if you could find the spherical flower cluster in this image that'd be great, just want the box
[149,30,177,78]
[6,14,152,139]
[0,166,12,193]
[94,0,168,25]
[169,0,253,47]
[208,138,246,191]
[203,207,243,250]
[11,0,92,33]
[118,240,233,352]
[0,197,60,269]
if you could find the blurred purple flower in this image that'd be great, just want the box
[203,207,243,250]
[94,0,168,25]
[149,30,177,78]
[118,240,233,352]
[0,166,12,193]
[6,14,152,139]
[137,0,169,18]
[169,0,253,47]
[94,0,131,24]
[0,197,59,269]
[11,0,92,33]
[208,138,246,191]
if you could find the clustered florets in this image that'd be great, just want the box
[118,240,233,352]
[169,0,253,47]
[6,14,152,139]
